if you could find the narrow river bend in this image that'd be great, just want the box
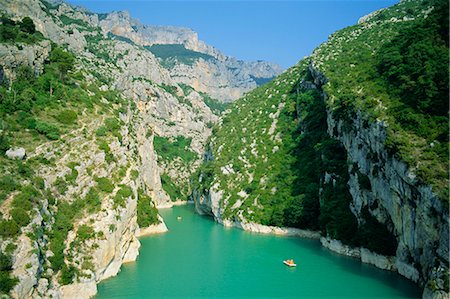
[96,205,420,298]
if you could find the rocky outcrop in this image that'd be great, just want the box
[0,40,51,83]
[5,147,26,160]
[320,237,397,271]
[328,108,448,291]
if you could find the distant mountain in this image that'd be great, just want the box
[97,10,283,102]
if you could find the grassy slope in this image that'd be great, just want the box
[194,0,447,252]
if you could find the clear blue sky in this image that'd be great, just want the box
[68,0,398,68]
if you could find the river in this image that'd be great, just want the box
[96,204,421,298]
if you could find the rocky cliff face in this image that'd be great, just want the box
[316,65,448,298]
[0,40,51,83]
[97,10,282,102]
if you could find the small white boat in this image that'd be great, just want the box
[177,216,182,220]
[283,260,297,267]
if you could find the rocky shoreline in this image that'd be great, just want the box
[195,199,429,295]
[58,217,170,299]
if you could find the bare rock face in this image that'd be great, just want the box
[5,147,26,160]
[0,41,50,82]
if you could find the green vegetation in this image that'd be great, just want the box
[199,92,229,115]
[113,184,132,208]
[0,185,39,238]
[0,252,18,295]
[76,224,94,241]
[0,15,43,44]
[47,195,102,285]
[313,0,448,200]
[0,175,18,203]
[136,189,159,227]
[97,140,116,163]
[35,120,60,140]
[59,15,89,28]
[48,200,79,273]
[96,118,123,143]
[375,0,448,197]
[161,174,183,201]
[145,44,214,68]
[95,177,114,193]
[153,136,197,164]
[55,110,78,125]
[249,75,275,86]
[84,188,101,213]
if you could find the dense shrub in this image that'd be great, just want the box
[0,175,18,195]
[0,220,20,238]
[48,201,77,271]
[59,264,76,285]
[76,224,94,241]
[55,110,77,125]
[10,207,31,227]
[113,185,132,208]
[19,17,35,34]
[0,15,42,44]
[0,270,18,294]
[95,177,114,193]
[95,126,107,136]
[200,92,229,115]
[47,46,75,80]
[137,189,159,227]
[153,136,197,164]
[84,188,101,213]
[0,134,10,154]
[160,174,183,201]
[35,120,60,140]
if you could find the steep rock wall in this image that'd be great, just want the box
[315,64,449,298]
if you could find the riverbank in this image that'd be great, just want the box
[207,211,423,294]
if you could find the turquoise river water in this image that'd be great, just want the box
[96,204,421,299]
